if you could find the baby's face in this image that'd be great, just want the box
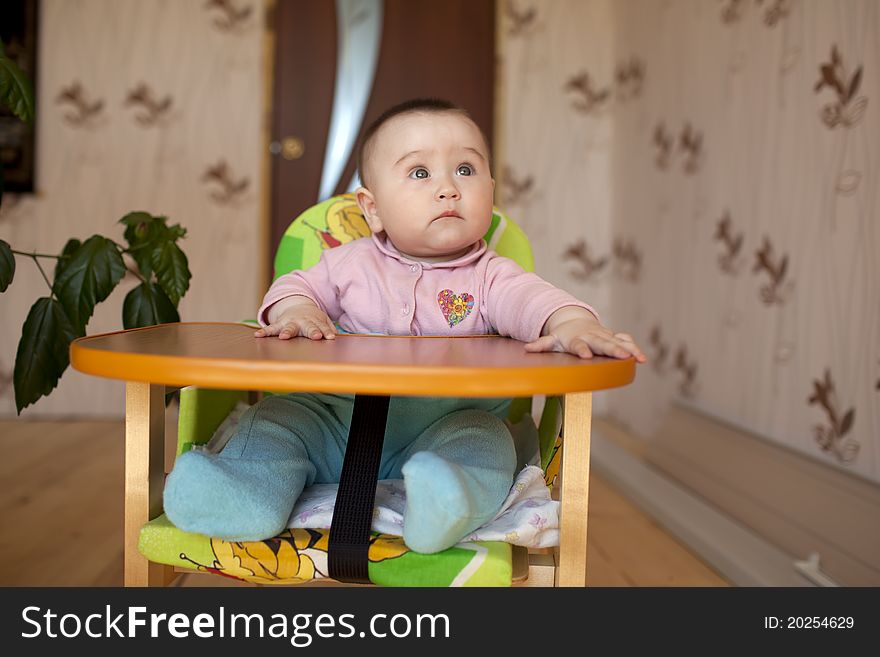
[356,111,494,261]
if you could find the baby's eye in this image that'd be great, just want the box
[456,164,474,176]
[409,168,429,180]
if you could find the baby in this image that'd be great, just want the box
[163,98,646,553]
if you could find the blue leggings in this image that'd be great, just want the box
[163,393,517,553]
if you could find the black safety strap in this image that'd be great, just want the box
[327,394,390,583]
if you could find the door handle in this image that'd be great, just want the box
[269,136,305,160]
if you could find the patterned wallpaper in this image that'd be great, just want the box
[3,1,876,487]
[498,0,879,484]
[497,0,616,366]
[0,0,265,416]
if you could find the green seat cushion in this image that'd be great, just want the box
[140,514,512,587]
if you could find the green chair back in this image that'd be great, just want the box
[273,193,535,279]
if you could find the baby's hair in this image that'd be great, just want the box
[356,98,490,188]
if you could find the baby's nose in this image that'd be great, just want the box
[437,186,460,200]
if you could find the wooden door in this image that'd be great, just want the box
[268,0,495,274]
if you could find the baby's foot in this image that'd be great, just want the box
[163,450,302,541]
[401,451,482,553]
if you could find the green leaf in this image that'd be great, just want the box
[52,235,126,334]
[166,223,187,240]
[13,297,78,414]
[0,40,35,125]
[151,240,190,305]
[120,211,161,276]
[123,281,179,329]
[53,238,82,281]
[120,211,159,242]
[0,239,14,292]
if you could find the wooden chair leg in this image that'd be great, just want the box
[556,391,592,587]
[124,382,174,587]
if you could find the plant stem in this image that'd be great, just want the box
[11,249,61,259]
[32,256,53,294]
[125,265,146,283]
[9,250,62,294]
[114,242,147,283]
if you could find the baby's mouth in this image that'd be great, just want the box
[433,210,462,221]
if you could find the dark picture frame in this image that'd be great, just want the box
[1,0,38,193]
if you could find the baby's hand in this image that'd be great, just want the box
[525,307,647,362]
[254,296,336,340]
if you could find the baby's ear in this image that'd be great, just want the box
[355,187,383,233]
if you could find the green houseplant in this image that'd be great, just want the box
[0,38,191,414]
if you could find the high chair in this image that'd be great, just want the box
[71,194,636,587]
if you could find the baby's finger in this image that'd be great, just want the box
[524,335,559,353]
[298,319,325,340]
[278,321,304,340]
[320,318,337,340]
[619,339,648,363]
[593,336,632,359]
[255,323,282,338]
[569,338,594,359]
[611,333,645,358]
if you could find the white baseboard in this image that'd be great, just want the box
[591,429,813,587]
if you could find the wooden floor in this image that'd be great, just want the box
[0,418,728,587]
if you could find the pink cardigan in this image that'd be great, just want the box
[259,233,598,342]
